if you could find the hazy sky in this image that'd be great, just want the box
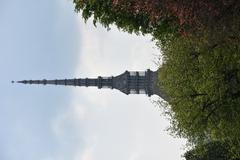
[0,0,186,160]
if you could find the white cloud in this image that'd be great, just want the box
[128,152,141,160]
[75,140,96,160]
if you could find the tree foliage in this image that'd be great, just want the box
[73,0,239,38]
[73,0,177,37]
[184,141,234,160]
[158,28,240,157]
[73,0,179,47]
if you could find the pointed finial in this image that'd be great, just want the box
[17,80,28,84]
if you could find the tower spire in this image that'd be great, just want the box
[16,69,167,99]
[16,77,113,88]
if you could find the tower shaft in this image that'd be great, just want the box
[17,69,166,99]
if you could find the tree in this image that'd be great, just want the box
[73,0,178,43]
[184,141,233,160]
[73,0,239,38]
[158,32,240,157]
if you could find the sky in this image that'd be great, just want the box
[0,0,186,160]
